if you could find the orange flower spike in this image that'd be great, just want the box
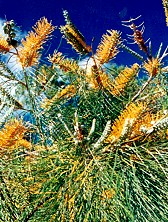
[48,51,64,65]
[143,57,161,77]
[0,119,31,151]
[96,30,121,65]
[0,35,11,53]
[112,63,139,96]
[166,129,168,139]
[48,51,80,73]
[106,103,144,144]
[18,17,55,67]
[130,112,161,139]
[162,0,168,26]
[99,72,112,89]
[56,84,76,99]
[18,139,32,149]
[41,85,76,109]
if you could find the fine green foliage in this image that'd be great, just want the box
[0,9,168,222]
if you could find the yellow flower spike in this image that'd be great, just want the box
[106,102,145,144]
[18,139,32,149]
[111,63,139,96]
[99,72,111,89]
[60,10,92,55]
[86,65,113,90]
[96,30,122,65]
[18,17,55,67]
[0,119,31,154]
[0,35,11,53]
[41,85,76,109]
[143,57,161,77]
[85,65,103,89]
[89,63,139,96]
[166,129,168,139]
[131,111,162,139]
[60,24,92,55]
[48,51,80,73]
[56,84,76,99]
[48,51,65,65]
[101,188,115,200]
[162,0,168,26]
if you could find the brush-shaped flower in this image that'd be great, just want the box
[111,63,139,96]
[0,119,31,153]
[143,57,161,77]
[48,51,80,73]
[111,109,168,143]
[60,24,92,55]
[101,188,115,200]
[131,111,163,138]
[85,64,113,90]
[0,35,11,53]
[86,63,139,96]
[48,51,64,64]
[162,0,168,26]
[85,64,99,89]
[18,17,55,67]
[41,84,76,109]
[96,30,121,65]
[56,84,76,99]
[106,103,144,144]
[60,10,91,55]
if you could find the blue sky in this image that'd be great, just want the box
[0,0,168,66]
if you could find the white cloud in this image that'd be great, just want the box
[78,56,97,70]
[78,56,117,71]
[0,19,5,36]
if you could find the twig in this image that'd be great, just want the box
[131,75,152,103]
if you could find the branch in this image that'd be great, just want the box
[131,75,152,103]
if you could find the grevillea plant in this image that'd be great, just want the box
[0,7,168,222]
[163,0,168,26]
